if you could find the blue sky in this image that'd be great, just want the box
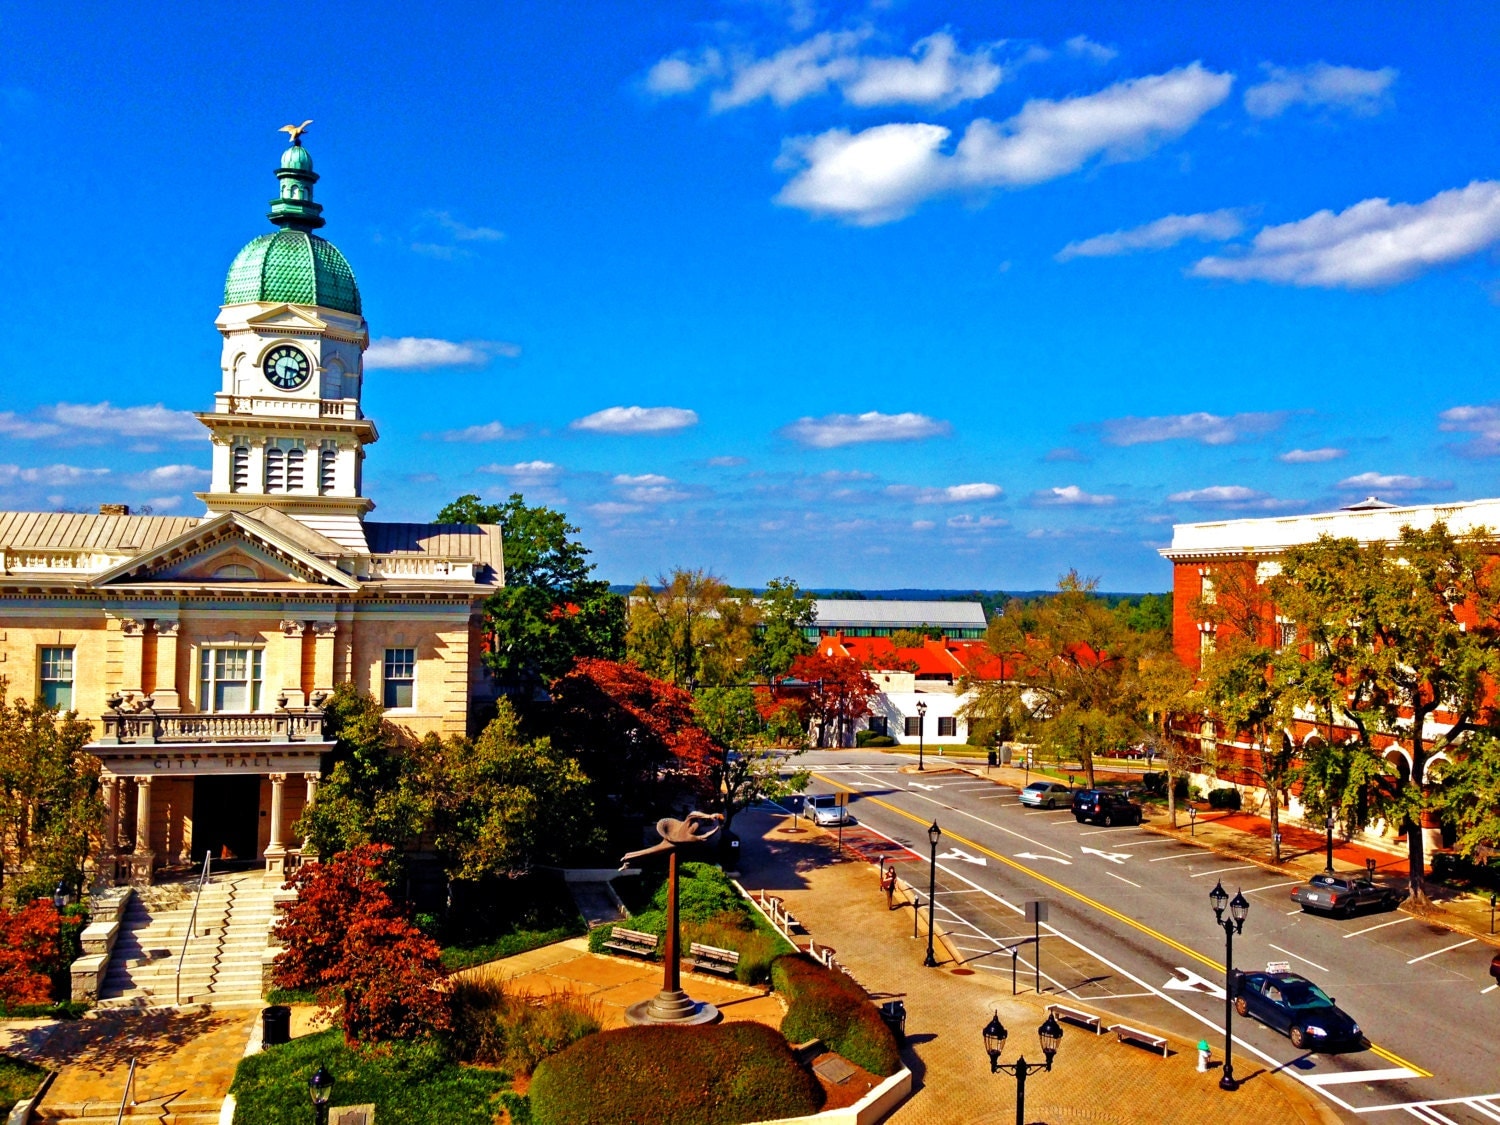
[4,1,1500,591]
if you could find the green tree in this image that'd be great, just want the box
[426,700,600,882]
[1136,652,1201,829]
[752,578,816,681]
[966,572,1146,787]
[1271,524,1500,901]
[693,686,809,833]
[0,686,101,905]
[1119,593,1173,635]
[439,493,626,693]
[627,569,756,688]
[1435,733,1500,860]
[296,684,431,860]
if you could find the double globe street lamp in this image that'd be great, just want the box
[923,820,941,967]
[1209,880,1250,1091]
[982,1010,1064,1125]
[915,699,929,771]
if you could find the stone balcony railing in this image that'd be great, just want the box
[343,554,477,581]
[213,393,363,421]
[97,707,326,745]
[2,547,133,575]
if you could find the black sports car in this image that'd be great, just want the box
[1231,970,1367,1051]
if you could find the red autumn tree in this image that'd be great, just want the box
[788,651,877,748]
[273,844,449,1043]
[0,899,62,1008]
[548,658,717,805]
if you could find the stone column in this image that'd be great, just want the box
[120,618,146,700]
[102,773,119,854]
[300,772,321,863]
[152,618,182,711]
[278,621,308,709]
[309,621,337,700]
[265,773,289,876]
[129,776,155,885]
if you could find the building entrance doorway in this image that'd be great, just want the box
[192,775,261,864]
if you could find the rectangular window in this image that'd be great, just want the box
[903,716,921,737]
[867,716,888,737]
[1277,621,1297,650]
[40,646,74,710]
[199,647,263,712]
[937,716,957,737]
[1200,573,1216,605]
[384,648,416,709]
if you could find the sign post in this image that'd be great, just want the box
[1024,900,1049,994]
[836,791,849,849]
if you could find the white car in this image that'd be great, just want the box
[807,793,852,826]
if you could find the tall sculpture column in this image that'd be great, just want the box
[278,621,307,709]
[301,772,321,863]
[120,618,147,700]
[308,621,337,702]
[265,773,289,876]
[152,618,182,711]
[102,772,119,854]
[130,776,155,885]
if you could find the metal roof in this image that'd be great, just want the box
[812,599,987,628]
[0,512,201,550]
[365,522,505,584]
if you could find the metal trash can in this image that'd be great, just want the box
[879,999,907,1043]
[261,1004,291,1047]
[987,750,998,768]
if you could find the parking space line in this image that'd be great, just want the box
[1078,827,1137,836]
[1407,938,1476,965]
[1267,943,1328,972]
[1148,852,1201,862]
[1244,880,1303,893]
[1190,864,1258,878]
[1343,916,1413,938]
[1482,984,1497,995]
[1106,872,1142,888]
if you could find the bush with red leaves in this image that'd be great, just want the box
[0,899,62,1009]
[272,844,449,1043]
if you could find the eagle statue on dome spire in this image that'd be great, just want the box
[279,120,313,146]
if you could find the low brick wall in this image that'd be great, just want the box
[70,887,133,1003]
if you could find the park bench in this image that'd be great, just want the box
[1108,1023,1169,1057]
[687,942,741,976]
[602,927,659,958]
[1047,1004,1102,1034]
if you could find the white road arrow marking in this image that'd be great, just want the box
[909,782,941,791]
[937,848,987,867]
[1015,852,1072,865]
[1079,846,1133,865]
[1162,967,1226,1000]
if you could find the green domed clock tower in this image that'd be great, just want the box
[198,125,377,551]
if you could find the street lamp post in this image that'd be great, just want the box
[308,1065,335,1125]
[924,820,941,967]
[1209,880,1250,1091]
[1324,811,1336,874]
[983,1011,1064,1125]
[916,700,928,771]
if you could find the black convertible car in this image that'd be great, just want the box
[1231,969,1367,1051]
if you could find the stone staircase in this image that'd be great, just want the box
[32,1096,225,1124]
[97,872,281,1009]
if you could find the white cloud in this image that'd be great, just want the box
[0,463,110,487]
[588,501,645,518]
[706,455,746,467]
[654,30,1003,113]
[365,337,520,370]
[1336,471,1451,492]
[1064,35,1117,63]
[777,63,1232,223]
[144,495,183,511]
[1244,62,1397,118]
[841,33,1004,108]
[1439,404,1500,457]
[1057,209,1244,259]
[1033,484,1115,506]
[437,421,522,443]
[911,519,936,530]
[1044,446,1089,462]
[1101,411,1285,446]
[623,485,691,504]
[1191,181,1500,288]
[613,473,674,486]
[817,469,876,481]
[1167,485,1282,507]
[946,514,1009,530]
[780,411,950,447]
[426,211,504,242]
[477,460,560,482]
[1279,447,1346,463]
[125,464,209,489]
[891,481,1003,503]
[571,406,700,435]
[0,402,203,444]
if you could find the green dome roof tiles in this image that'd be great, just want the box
[223,229,362,315]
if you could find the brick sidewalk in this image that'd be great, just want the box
[737,807,1342,1125]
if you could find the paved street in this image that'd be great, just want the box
[796,751,1500,1125]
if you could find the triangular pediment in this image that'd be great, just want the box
[92,512,358,589]
[243,304,327,332]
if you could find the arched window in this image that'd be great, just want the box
[214,563,256,580]
[264,446,285,492]
[231,445,249,492]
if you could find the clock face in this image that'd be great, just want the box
[262,345,312,391]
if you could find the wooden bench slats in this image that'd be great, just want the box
[603,927,659,957]
[687,941,741,976]
[1108,1023,1169,1057]
[1047,1004,1102,1034]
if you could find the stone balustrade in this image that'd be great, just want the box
[98,708,326,745]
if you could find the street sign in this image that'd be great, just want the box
[835,791,848,807]
[1025,900,1049,923]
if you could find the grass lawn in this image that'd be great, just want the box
[0,1055,47,1117]
[440,872,587,972]
[230,1029,511,1124]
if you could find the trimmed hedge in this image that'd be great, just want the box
[856,731,897,748]
[1207,787,1242,811]
[529,1022,821,1125]
[773,953,901,1077]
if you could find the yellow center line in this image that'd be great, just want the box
[811,771,1432,1078]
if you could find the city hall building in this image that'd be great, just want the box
[0,133,502,884]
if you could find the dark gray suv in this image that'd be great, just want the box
[1071,789,1143,826]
